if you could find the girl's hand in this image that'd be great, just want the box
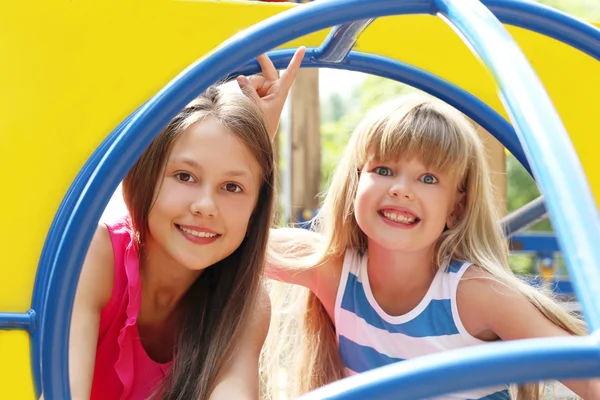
[237,46,306,140]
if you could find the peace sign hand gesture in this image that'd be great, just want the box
[237,46,307,140]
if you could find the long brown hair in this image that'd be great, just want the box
[122,86,275,399]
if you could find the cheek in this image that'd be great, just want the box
[354,179,375,229]
[154,179,181,205]
[355,176,379,207]
[222,197,256,232]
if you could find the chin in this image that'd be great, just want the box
[175,254,215,272]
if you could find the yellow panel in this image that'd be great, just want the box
[0,331,35,399]
[0,0,315,313]
[0,0,598,397]
[357,15,600,201]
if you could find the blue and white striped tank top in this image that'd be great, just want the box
[334,250,510,400]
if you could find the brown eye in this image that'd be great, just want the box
[176,173,195,183]
[222,183,242,193]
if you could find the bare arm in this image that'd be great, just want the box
[265,227,323,287]
[41,225,115,400]
[208,285,272,400]
[266,227,343,320]
[457,267,600,399]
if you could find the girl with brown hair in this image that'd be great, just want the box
[54,47,305,400]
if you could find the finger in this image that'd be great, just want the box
[237,75,262,105]
[279,46,306,92]
[257,53,279,82]
[248,74,274,97]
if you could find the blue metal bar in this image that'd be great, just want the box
[31,108,142,397]
[484,0,600,61]
[435,0,600,332]
[509,232,559,253]
[234,48,531,175]
[0,310,36,332]
[35,1,600,398]
[297,335,600,400]
[501,196,547,236]
[315,20,374,63]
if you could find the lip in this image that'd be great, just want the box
[175,223,221,245]
[378,206,421,229]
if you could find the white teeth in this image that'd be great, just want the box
[179,226,218,238]
[382,211,415,224]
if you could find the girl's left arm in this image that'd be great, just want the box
[209,285,271,400]
[458,267,600,399]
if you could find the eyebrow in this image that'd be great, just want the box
[169,157,253,179]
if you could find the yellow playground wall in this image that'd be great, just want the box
[0,1,598,398]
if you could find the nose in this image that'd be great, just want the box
[190,187,218,218]
[389,176,413,200]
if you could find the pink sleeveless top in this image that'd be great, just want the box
[90,217,172,400]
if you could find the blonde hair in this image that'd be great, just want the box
[262,94,586,400]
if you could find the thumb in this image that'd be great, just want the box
[237,75,261,106]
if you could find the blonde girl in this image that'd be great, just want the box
[244,90,600,399]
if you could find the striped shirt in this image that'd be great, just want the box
[335,250,510,399]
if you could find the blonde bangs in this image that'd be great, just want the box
[354,96,473,180]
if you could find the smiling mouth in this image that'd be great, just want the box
[378,210,421,225]
[175,224,221,238]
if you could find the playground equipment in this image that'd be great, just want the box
[1,0,600,398]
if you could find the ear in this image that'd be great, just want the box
[446,191,466,229]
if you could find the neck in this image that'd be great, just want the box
[140,238,203,317]
[366,240,437,296]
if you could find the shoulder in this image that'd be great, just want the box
[455,264,514,340]
[457,264,520,301]
[456,264,552,341]
[267,227,339,288]
[77,223,115,310]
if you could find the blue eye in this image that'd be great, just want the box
[222,183,243,193]
[420,174,438,184]
[175,172,195,183]
[373,167,393,177]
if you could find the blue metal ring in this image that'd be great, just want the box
[233,48,532,175]
[298,334,600,400]
[436,0,600,330]
[33,0,600,398]
[30,109,141,397]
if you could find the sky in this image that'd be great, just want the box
[319,68,365,99]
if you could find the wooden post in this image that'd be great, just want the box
[290,68,321,222]
[471,120,507,216]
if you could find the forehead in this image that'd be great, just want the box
[168,118,262,181]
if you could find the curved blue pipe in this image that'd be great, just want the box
[32,0,600,398]
[297,334,600,400]
[234,48,532,175]
[436,0,600,330]
[30,108,141,396]
[484,0,600,61]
